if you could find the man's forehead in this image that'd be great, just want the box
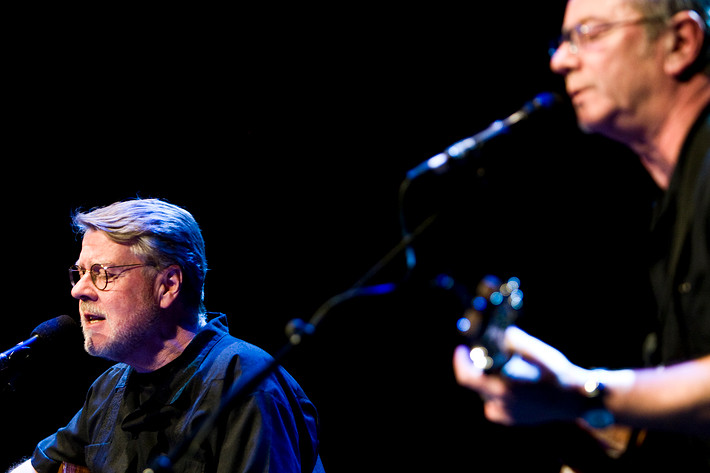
[563,0,638,27]
[78,230,132,263]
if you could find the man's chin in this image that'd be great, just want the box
[575,109,602,134]
[84,336,118,361]
[84,337,103,357]
[573,104,621,139]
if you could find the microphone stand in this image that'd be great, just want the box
[145,213,437,473]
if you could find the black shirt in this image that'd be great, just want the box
[627,105,710,471]
[649,104,710,364]
[31,314,320,473]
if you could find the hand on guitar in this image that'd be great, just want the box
[454,326,611,426]
[452,276,710,470]
[454,325,642,471]
[451,276,634,430]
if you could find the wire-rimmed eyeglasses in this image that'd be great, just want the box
[549,17,666,57]
[69,263,152,291]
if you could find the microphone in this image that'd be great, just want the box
[0,315,78,370]
[406,92,561,180]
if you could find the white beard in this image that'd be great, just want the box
[80,296,162,364]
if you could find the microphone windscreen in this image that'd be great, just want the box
[532,92,562,110]
[30,315,78,343]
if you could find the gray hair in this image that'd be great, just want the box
[73,198,208,320]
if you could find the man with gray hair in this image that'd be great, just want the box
[454,0,710,470]
[10,198,323,472]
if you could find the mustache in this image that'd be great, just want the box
[79,302,108,318]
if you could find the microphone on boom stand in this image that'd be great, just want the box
[406,92,561,180]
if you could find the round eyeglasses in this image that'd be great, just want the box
[69,263,152,291]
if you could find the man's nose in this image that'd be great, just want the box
[549,41,579,76]
[71,272,98,301]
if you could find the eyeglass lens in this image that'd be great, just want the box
[69,265,108,290]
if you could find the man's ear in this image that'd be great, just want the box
[664,10,708,78]
[157,264,183,309]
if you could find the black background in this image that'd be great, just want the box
[2,4,662,471]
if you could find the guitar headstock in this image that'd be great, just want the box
[456,275,523,373]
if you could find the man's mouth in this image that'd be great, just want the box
[568,87,590,104]
[80,302,107,326]
[84,314,106,325]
